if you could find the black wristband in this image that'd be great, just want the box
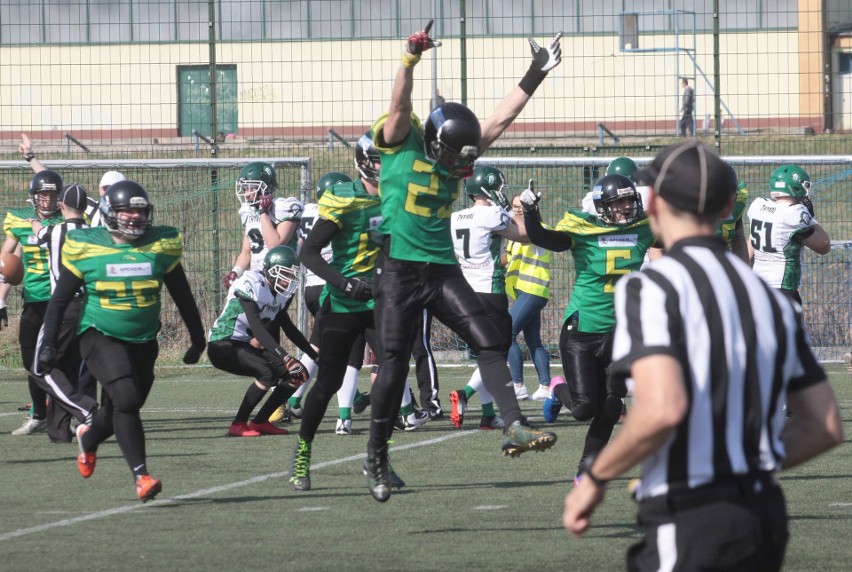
[518,65,548,96]
[585,466,609,488]
[23,153,35,162]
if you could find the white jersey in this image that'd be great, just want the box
[450,204,511,294]
[239,196,303,271]
[298,202,333,288]
[208,270,294,342]
[747,196,816,291]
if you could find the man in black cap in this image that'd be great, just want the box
[29,183,98,442]
[563,141,843,571]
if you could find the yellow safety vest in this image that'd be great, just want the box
[505,239,551,300]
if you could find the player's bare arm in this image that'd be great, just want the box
[20,133,47,174]
[781,381,843,469]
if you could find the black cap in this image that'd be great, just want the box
[637,141,735,215]
[61,183,88,211]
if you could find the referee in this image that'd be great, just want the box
[563,141,843,571]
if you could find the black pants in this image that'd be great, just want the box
[629,475,788,571]
[207,339,288,387]
[305,284,324,346]
[369,252,521,450]
[300,308,377,441]
[20,301,49,419]
[557,316,625,471]
[79,329,159,477]
[411,308,441,414]
[31,297,98,441]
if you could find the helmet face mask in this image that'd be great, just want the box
[29,170,63,217]
[315,172,353,201]
[355,133,381,184]
[100,180,153,240]
[236,162,278,208]
[769,165,811,200]
[262,245,300,297]
[592,174,643,226]
[464,166,509,210]
[424,103,481,178]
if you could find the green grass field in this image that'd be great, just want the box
[0,365,849,571]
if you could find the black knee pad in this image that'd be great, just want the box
[571,400,597,422]
[107,377,144,412]
[603,394,624,424]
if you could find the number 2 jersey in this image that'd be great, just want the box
[317,179,383,313]
[556,211,655,333]
[209,270,294,343]
[450,204,511,294]
[61,226,183,343]
[746,196,816,291]
[3,207,63,303]
[239,196,304,271]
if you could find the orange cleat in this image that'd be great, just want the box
[136,475,162,503]
[248,421,289,435]
[228,422,261,437]
[75,424,96,478]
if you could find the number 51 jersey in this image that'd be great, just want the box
[746,197,815,290]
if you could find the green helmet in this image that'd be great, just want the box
[605,157,638,182]
[769,164,811,199]
[464,165,509,210]
[236,162,278,207]
[262,245,300,297]
[315,172,352,201]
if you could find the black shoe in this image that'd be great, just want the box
[352,392,371,415]
[364,446,391,502]
[427,409,444,420]
[501,420,558,458]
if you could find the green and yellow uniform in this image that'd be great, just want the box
[3,207,63,302]
[318,179,383,313]
[555,210,655,333]
[371,112,461,265]
[61,226,183,343]
[718,183,748,247]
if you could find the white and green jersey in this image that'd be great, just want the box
[298,202,332,288]
[239,196,303,271]
[208,270,293,342]
[61,226,183,343]
[747,197,815,291]
[450,204,510,294]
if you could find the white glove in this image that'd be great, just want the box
[519,179,541,211]
[528,32,563,73]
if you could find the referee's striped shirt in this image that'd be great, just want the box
[84,196,102,228]
[36,218,88,293]
[611,235,824,501]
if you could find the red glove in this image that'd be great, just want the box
[258,194,273,214]
[402,20,441,68]
[223,271,238,288]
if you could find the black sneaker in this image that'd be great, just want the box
[364,446,391,502]
[426,409,445,420]
[289,437,312,491]
[387,460,405,489]
[501,420,557,458]
[352,392,371,415]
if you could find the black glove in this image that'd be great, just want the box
[183,342,205,365]
[281,353,309,386]
[38,344,58,371]
[342,277,372,301]
[799,196,815,217]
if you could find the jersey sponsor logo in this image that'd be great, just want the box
[368,216,382,230]
[27,235,40,245]
[598,234,638,247]
[106,262,153,277]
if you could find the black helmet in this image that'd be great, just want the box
[592,174,644,226]
[424,102,481,178]
[29,170,63,217]
[99,180,153,239]
[355,133,381,184]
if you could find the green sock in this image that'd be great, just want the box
[400,403,413,416]
[482,402,495,417]
[339,407,352,421]
[464,385,476,399]
[354,390,364,400]
[288,396,301,409]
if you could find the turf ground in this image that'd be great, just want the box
[0,365,849,571]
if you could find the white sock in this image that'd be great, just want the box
[291,353,318,400]
[399,378,413,408]
[336,366,359,410]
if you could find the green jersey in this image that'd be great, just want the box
[555,210,655,333]
[318,179,383,313]
[3,207,63,302]
[371,112,462,264]
[718,183,748,247]
[62,226,183,343]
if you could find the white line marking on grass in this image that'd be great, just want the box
[474,505,507,510]
[828,503,852,507]
[0,430,474,542]
[298,507,330,512]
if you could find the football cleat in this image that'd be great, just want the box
[365,459,406,490]
[844,352,852,375]
[268,403,291,424]
[335,418,352,436]
[402,409,430,431]
[449,390,467,429]
[531,384,551,401]
[75,424,96,478]
[352,392,371,415]
[248,421,289,435]
[289,438,312,492]
[136,475,163,503]
[11,416,47,436]
[364,447,391,502]
[542,395,562,424]
[290,406,304,420]
[501,420,557,457]
[514,384,529,400]
[228,421,261,437]
[479,415,505,430]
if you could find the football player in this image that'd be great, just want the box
[37,180,206,502]
[520,174,657,486]
[746,164,831,303]
[208,245,314,437]
[447,166,527,431]
[363,21,562,501]
[1,170,65,436]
